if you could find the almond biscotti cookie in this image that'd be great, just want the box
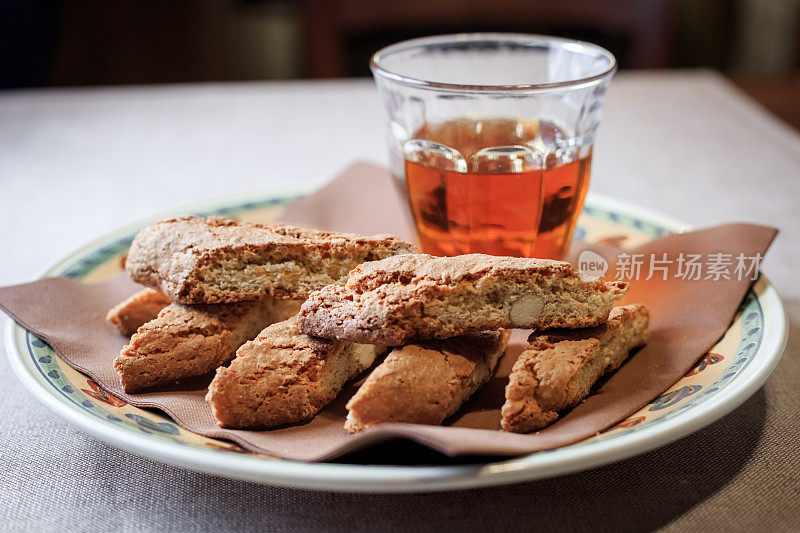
[125,215,417,304]
[106,288,172,336]
[206,317,384,429]
[345,330,510,433]
[114,298,301,393]
[501,304,650,433]
[298,253,628,345]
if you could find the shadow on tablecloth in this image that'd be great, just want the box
[77,386,767,532]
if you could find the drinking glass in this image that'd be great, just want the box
[371,34,616,259]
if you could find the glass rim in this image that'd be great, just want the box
[370,33,617,93]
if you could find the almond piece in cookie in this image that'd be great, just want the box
[501,304,650,433]
[344,330,510,433]
[206,317,385,429]
[298,253,627,345]
[114,298,301,393]
[106,288,172,336]
[125,215,418,304]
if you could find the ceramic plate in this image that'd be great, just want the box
[5,190,787,492]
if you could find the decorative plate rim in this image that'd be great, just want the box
[4,191,787,493]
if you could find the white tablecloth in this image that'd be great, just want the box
[1,71,798,531]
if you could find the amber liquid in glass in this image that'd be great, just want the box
[402,118,591,259]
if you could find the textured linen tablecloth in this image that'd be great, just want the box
[0,71,798,532]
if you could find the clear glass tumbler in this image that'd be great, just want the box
[371,34,616,259]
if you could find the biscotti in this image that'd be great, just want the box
[206,317,384,429]
[114,298,301,393]
[345,330,510,433]
[501,304,650,433]
[106,288,172,336]
[298,253,628,345]
[125,215,418,304]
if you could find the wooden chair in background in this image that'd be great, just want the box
[299,0,675,78]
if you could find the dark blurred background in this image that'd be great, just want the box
[2,0,798,128]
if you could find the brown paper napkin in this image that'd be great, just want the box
[0,162,778,462]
